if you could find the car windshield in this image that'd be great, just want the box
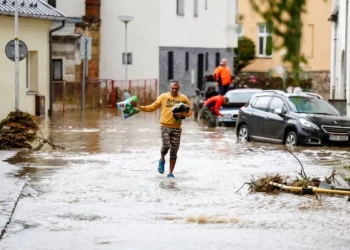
[287,96,342,115]
[225,91,260,103]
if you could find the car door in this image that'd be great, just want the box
[264,97,287,141]
[248,96,272,138]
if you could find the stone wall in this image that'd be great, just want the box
[52,36,80,82]
[238,71,330,100]
[159,47,234,97]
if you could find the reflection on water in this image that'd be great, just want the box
[159,181,179,191]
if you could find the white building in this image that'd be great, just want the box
[329,0,350,116]
[100,0,239,96]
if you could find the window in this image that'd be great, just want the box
[304,24,314,58]
[215,52,220,66]
[268,97,286,114]
[237,24,244,39]
[177,0,185,16]
[251,96,271,111]
[26,51,39,92]
[258,24,272,57]
[48,0,56,7]
[205,52,208,71]
[194,0,198,17]
[185,52,189,71]
[168,51,174,80]
[53,59,63,81]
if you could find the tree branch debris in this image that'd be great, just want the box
[0,110,64,150]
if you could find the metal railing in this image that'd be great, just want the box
[52,79,158,111]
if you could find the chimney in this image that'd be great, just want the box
[78,0,101,81]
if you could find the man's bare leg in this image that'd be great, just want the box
[170,158,176,174]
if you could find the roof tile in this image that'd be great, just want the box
[0,0,66,20]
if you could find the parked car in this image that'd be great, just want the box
[235,90,350,146]
[218,88,263,126]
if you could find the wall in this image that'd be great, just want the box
[52,36,80,82]
[330,0,350,117]
[100,0,160,82]
[159,47,233,97]
[239,71,330,101]
[0,16,51,119]
[160,0,237,48]
[238,0,332,72]
[43,0,84,18]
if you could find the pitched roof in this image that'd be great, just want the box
[0,0,66,21]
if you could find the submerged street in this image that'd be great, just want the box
[1,110,350,250]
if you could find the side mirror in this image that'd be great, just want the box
[274,108,282,115]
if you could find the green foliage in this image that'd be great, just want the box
[249,0,308,85]
[266,36,273,56]
[234,36,256,75]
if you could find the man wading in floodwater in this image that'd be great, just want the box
[132,81,192,178]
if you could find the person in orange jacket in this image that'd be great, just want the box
[214,58,232,96]
[200,95,229,127]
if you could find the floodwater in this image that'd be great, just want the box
[1,109,350,250]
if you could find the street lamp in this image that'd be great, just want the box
[118,15,134,91]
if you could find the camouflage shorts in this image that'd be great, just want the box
[161,126,182,159]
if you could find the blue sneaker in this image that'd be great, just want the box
[158,160,165,174]
[167,173,175,178]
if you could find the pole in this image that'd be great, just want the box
[82,38,87,111]
[14,0,19,110]
[124,22,128,90]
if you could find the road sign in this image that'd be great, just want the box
[275,65,286,77]
[80,36,92,60]
[5,39,28,61]
[122,52,132,65]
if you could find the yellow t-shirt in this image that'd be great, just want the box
[139,92,192,128]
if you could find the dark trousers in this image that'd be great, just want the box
[201,106,217,127]
[218,85,230,95]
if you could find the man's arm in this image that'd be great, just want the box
[138,94,162,112]
[174,97,193,118]
[214,99,223,116]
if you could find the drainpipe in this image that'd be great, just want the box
[332,20,338,99]
[345,0,349,100]
[48,20,65,115]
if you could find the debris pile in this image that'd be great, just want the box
[246,171,330,194]
[0,110,64,150]
[0,111,39,150]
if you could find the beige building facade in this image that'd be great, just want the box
[0,1,65,119]
[0,16,52,119]
[238,0,332,98]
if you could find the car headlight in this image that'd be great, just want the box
[299,118,319,130]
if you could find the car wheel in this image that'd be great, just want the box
[238,125,250,142]
[285,131,297,146]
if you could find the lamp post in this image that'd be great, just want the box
[14,0,19,110]
[118,15,134,90]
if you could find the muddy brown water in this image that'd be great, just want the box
[1,109,350,250]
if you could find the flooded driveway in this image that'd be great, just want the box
[1,109,350,250]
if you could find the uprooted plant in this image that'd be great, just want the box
[0,110,64,150]
[243,170,336,194]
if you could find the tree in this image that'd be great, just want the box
[249,0,307,85]
[234,36,256,75]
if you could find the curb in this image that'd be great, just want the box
[0,150,27,240]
